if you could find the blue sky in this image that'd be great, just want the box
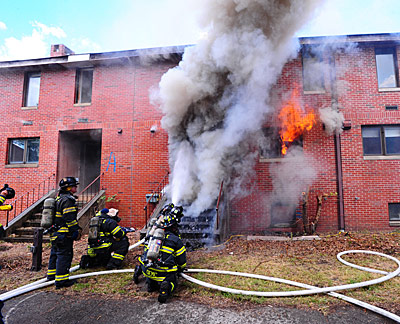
[1,0,400,61]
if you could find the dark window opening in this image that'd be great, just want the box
[75,68,93,104]
[375,47,399,88]
[389,203,400,221]
[260,127,303,158]
[23,72,41,107]
[362,125,400,155]
[302,46,325,92]
[8,138,40,164]
[385,105,398,110]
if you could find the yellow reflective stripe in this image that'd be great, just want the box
[93,242,112,249]
[0,196,6,203]
[47,269,56,275]
[174,246,186,256]
[147,266,178,272]
[55,212,62,217]
[111,226,121,235]
[63,207,76,213]
[55,274,69,281]
[179,263,187,269]
[160,246,174,254]
[112,253,125,261]
[66,220,78,227]
[171,282,175,292]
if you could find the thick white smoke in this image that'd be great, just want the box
[158,0,324,215]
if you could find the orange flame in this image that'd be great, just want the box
[278,90,315,155]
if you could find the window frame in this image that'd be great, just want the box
[388,203,400,223]
[74,68,93,104]
[8,137,40,165]
[23,71,41,107]
[375,47,399,89]
[301,46,325,93]
[362,125,400,156]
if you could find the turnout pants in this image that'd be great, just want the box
[47,237,74,286]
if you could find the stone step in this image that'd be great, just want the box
[23,219,42,227]
[3,235,50,243]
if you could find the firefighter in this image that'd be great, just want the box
[0,185,15,240]
[136,206,187,303]
[47,177,81,289]
[80,208,129,270]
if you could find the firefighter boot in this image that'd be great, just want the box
[133,265,142,284]
[158,281,171,303]
[55,279,76,289]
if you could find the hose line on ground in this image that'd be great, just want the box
[1,246,399,322]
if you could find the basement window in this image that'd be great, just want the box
[23,72,41,107]
[375,47,399,89]
[302,46,325,92]
[8,138,40,164]
[388,203,400,222]
[75,68,93,104]
[362,125,400,156]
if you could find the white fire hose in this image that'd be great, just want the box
[1,244,399,323]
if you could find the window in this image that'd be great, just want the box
[362,125,400,155]
[302,47,324,92]
[23,72,41,107]
[375,48,399,88]
[8,138,40,164]
[389,203,400,222]
[75,68,93,104]
[259,127,303,159]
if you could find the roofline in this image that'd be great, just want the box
[0,44,190,69]
[2,32,400,69]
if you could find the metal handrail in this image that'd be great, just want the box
[77,173,104,209]
[216,181,224,230]
[6,173,57,226]
[144,171,169,226]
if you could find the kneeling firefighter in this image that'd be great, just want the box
[80,208,129,270]
[135,205,187,303]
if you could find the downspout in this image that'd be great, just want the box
[329,56,345,231]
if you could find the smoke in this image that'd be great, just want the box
[319,106,344,135]
[269,146,317,209]
[157,0,324,215]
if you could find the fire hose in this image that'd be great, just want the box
[1,245,399,323]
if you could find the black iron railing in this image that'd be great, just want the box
[215,181,224,230]
[6,174,57,226]
[77,173,104,210]
[144,171,169,226]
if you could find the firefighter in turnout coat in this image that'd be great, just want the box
[47,177,81,289]
[80,208,129,270]
[136,206,187,303]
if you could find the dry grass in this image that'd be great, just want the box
[1,230,399,315]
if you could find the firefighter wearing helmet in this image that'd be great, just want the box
[47,177,81,289]
[134,205,187,303]
[0,184,15,240]
[79,208,130,270]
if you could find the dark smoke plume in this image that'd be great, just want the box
[157,0,324,215]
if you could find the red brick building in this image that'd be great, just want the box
[1,33,400,234]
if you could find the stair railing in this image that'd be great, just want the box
[77,173,104,210]
[144,171,169,226]
[215,181,224,230]
[6,173,57,226]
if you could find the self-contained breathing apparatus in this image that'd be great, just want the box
[143,204,184,267]
[41,197,58,235]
